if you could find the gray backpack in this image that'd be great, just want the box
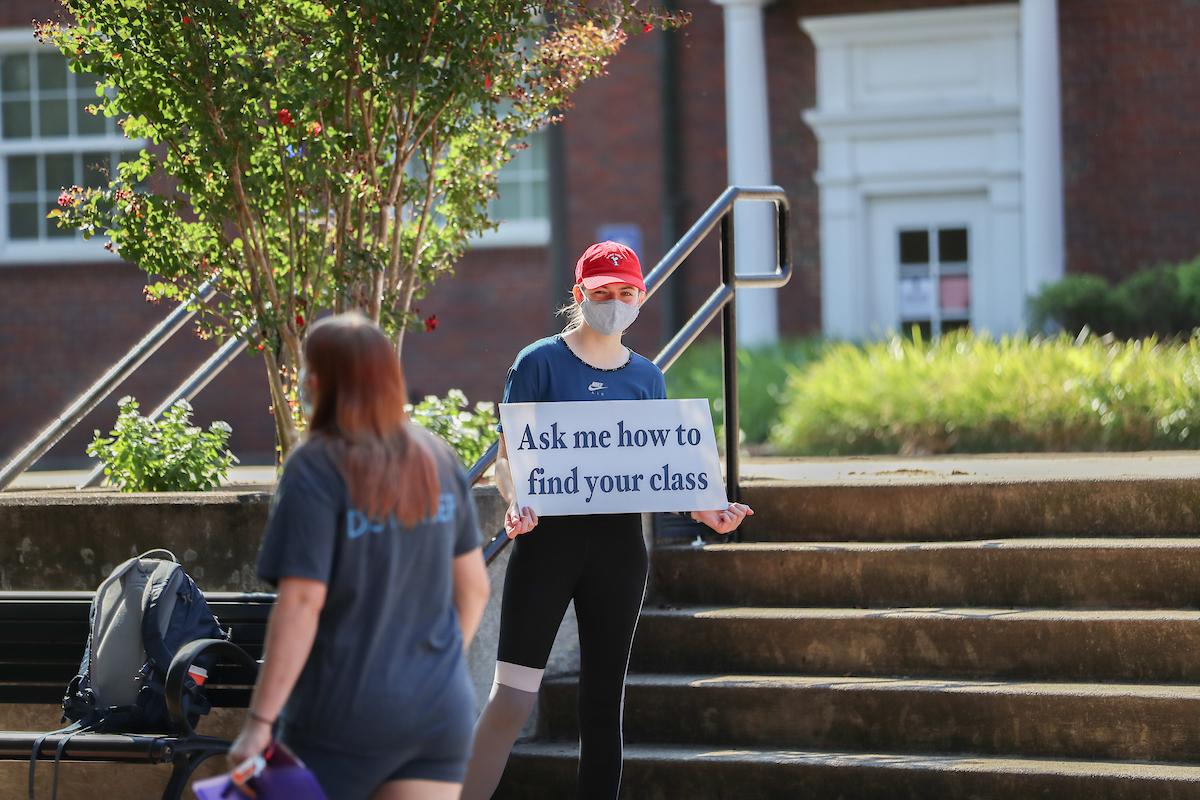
[62,548,227,730]
[30,550,227,799]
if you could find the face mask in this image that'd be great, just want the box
[298,366,314,418]
[580,298,640,336]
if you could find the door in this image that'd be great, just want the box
[867,194,989,337]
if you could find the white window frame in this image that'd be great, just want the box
[473,129,549,249]
[0,29,139,265]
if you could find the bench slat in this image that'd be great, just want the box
[0,621,89,643]
[0,663,261,686]
[0,730,173,762]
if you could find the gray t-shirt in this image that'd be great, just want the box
[257,430,481,753]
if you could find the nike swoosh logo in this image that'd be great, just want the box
[588,382,606,392]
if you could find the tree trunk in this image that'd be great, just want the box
[262,349,300,461]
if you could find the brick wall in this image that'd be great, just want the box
[1,0,55,27]
[401,247,551,405]
[0,261,276,467]
[1059,0,1200,279]
[7,0,1200,470]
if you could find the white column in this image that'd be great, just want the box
[714,0,778,346]
[1020,0,1066,298]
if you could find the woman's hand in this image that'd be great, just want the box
[227,716,272,770]
[504,502,539,539]
[691,502,753,535]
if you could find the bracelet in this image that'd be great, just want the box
[247,709,275,726]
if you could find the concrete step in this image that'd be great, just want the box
[740,478,1200,541]
[652,540,1200,608]
[632,607,1200,681]
[542,674,1200,762]
[495,742,1200,800]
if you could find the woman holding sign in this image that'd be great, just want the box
[462,242,753,799]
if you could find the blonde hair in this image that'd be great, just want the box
[556,289,585,333]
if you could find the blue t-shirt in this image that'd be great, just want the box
[500,335,666,426]
[256,430,480,753]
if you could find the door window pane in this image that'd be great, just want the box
[898,229,929,264]
[938,227,968,263]
[896,222,972,337]
[940,275,970,312]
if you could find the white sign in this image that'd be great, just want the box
[499,399,728,516]
[899,276,935,319]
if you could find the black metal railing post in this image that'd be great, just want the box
[719,213,740,507]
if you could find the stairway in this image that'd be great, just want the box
[495,475,1200,799]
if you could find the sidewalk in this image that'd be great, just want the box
[8,451,1199,491]
[738,451,1200,484]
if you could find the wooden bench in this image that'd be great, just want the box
[0,591,275,800]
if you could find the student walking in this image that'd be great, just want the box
[228,313,491,800]
[461,242,752,799]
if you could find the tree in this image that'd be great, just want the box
[40,1,685,456]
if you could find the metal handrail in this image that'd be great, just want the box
[0,280,218,490]
[1,184,790,555]
[477,184,791,564]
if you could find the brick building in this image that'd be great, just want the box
[2,0,1198,467]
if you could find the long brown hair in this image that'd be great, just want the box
[304,312,439,525]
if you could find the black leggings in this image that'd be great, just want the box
[497,513,648,799]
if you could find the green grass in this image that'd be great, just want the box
[664,337,825,444]
[770,330,1200,455]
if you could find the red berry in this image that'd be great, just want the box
[643,22,654,33]
[484,76,492,90]
[181,15,191,25]
[424,314,438,333]
[295,314,305,327]
[277,108,293,127]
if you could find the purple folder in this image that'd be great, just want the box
[193,742,327,800]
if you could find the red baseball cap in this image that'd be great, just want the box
[574,241,646,292]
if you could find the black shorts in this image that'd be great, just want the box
[282,694,474,798]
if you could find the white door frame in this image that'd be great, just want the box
[802,5,1024,338]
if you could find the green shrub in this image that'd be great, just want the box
[1029,274,1123,334]
[88,397,237,491]
[665,338,825,444]
[407,390,498,468]
[1030,256,1200,337]
[1113,261,1200,337]
[770,330,1200,455]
